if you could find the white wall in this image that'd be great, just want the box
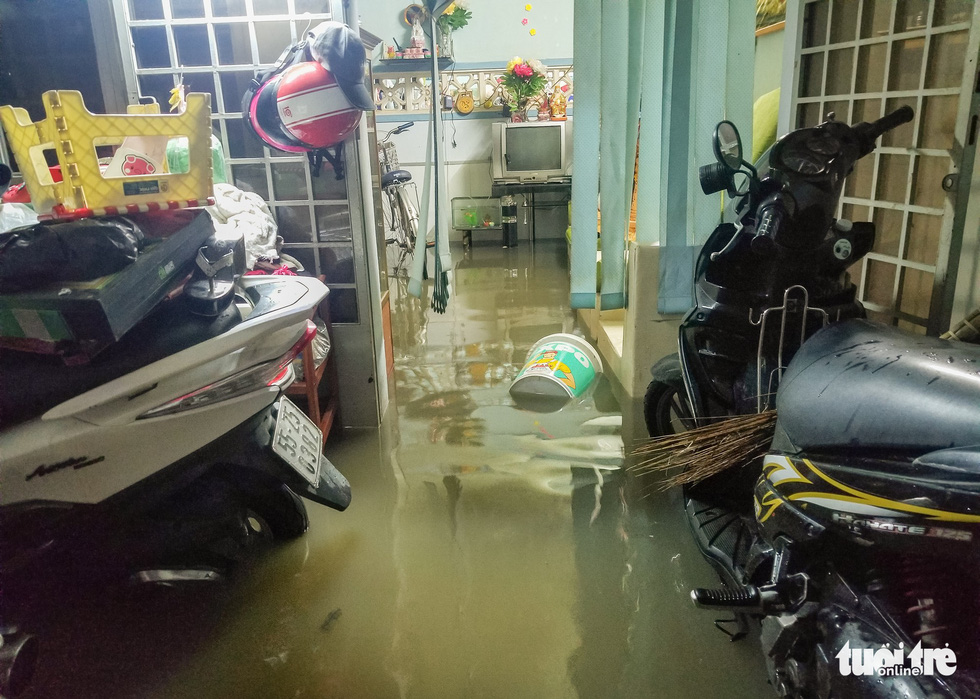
[754,27,785,102]
[360,0,574,65]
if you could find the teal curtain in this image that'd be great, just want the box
[570,0,601,309]
[572,0,755,314]
[596,0,630,311]
[658,0,755,313]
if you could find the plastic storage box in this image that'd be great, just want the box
[0,91,214,221]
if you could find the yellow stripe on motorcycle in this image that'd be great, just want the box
[799,461,980,523]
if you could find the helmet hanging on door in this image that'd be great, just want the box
[242,21,374,178]
[247,60,361,151]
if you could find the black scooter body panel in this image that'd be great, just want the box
[679,220,868,416]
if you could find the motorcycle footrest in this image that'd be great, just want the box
[691,585,764,612]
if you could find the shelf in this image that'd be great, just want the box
[285,276,339,444]
[376,57,454,73]
[286,346,337,445]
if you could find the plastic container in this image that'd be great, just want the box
[509,333,603,412]
[0,91,214,221]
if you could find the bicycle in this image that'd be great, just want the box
[378,122,422,275]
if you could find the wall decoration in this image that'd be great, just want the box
[523,3,535,36]
[374,65,573,118]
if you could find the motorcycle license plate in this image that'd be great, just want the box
[271,397,322,487]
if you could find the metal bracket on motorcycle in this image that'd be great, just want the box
[691,538,811,618]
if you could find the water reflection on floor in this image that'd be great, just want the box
[22,241,771,698]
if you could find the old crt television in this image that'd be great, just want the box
[490,120,573,183]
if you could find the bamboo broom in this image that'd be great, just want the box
[943,306,980,343]
[628,411,778,492]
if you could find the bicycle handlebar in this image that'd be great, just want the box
[383,122,415,142]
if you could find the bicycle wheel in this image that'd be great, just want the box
[383,188,403,246]
[383,186,413,274]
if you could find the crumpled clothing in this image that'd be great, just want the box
[244,265,297,277]
[207,182,278,269]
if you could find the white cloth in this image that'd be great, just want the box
[206,182,278,269]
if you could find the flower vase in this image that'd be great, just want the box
[511,98,529,122]
[437,27,454,59]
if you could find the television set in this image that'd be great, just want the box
[490,120,573,184]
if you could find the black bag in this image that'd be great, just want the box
[0,216,144,293]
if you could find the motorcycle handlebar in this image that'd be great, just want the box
[752,199,784,255]
[855,106,914,153]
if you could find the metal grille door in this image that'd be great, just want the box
[787,0,978,335]
[116,0,362,324]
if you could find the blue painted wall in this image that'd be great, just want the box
[359,0,574,66]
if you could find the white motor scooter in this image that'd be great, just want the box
[0,231,350,696]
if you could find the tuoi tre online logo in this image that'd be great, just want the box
[836,641,956,677]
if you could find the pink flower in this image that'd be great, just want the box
[514,63,534,79]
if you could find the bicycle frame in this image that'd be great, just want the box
[378,122,419,275]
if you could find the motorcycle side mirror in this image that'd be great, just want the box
[713,121,743,172]
[731,171,752,197]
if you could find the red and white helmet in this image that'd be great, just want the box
[242,21,373,156]
[245,60,361,153]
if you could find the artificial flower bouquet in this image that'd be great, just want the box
[501,57,547,114]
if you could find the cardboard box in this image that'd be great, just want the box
[0,210,214,359]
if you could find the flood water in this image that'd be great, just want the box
[21,241,771,698]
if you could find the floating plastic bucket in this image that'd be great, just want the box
[510,333,603,412]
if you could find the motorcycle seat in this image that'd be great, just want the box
[775,319,980,452]
[0,298,240,428]
[381,169,412,189]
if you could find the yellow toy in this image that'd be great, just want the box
[0,91,214,221]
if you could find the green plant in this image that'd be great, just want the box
[425,1,471,33]
[438,6,471,32]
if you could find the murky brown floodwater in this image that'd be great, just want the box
[22,241,771,698]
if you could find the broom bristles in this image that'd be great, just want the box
[628,411,777,492]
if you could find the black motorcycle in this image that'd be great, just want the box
[644,108,980,697]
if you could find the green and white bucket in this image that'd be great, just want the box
[510,333,603,412]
